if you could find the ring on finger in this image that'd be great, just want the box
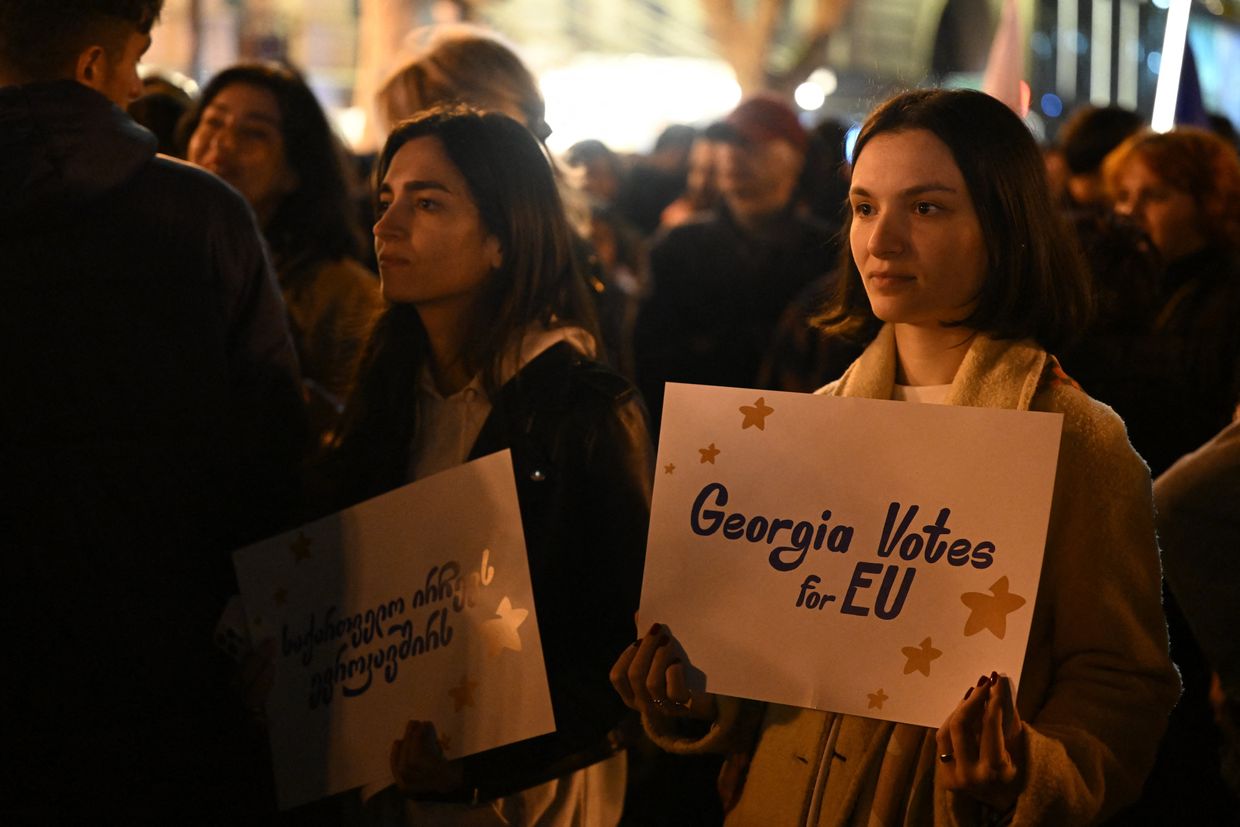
[938,752,954,763]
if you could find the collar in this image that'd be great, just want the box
[825,324,1048,411]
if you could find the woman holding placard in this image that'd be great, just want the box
[611,89,1179,825]
[324,106,652,823]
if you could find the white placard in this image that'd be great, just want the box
[640,384,1062,728]
[233,450,554,809]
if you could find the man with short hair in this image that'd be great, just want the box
[633,94,837,428]
[1,1,303,819]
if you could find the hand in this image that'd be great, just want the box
[238,639,275,723]
[609,623,717,722]
[936,672,1025,813]
[390,720,464,796]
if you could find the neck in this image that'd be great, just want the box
[417,303,474,396]
[891,324,976,386]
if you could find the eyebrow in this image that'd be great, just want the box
[849,183,959,198]
[378,179,453,196]
[202,102,281,128]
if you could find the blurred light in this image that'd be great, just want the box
[1075,32,1089,53]
[1041,92,1064,117]
[1031,32,1053,58]
[844,124,861,164]
[334,106,367,151]
[1019,81,1032,117]
[1148,50,1162,73]
[540,55,742,153]
[1205,0,1224,13]
[1151,0,1192,132]
[808,67,838,96]
[1152,0,1171,8]
[795,82,826,111]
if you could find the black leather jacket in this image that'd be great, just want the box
[333,341,654,799]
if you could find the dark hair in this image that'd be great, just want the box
[0,0,161,81]
[815,88,1092,352]
[1057,105,1144,175]
[178,62,361,267]
[328,106,598,493]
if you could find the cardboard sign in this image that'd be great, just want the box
[233,450,554,809]
[640,384,1062,728]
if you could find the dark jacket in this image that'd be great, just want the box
[330,342,653,800]
[634,206,837,430]
[0,80,304,818]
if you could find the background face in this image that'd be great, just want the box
[1110,157,1207,264]
[188,83,297,224]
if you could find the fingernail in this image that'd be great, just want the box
[989,671,998,685]
[654,635,670,648]
[977,675,988,687]
[964,686,973,700]
[648,622,662,636]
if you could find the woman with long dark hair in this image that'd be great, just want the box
[327,106,652,824]
[182,63,381,440]
[613,89,1179,825]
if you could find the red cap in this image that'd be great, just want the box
[706,94,808,152]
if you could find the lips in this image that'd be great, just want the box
[867,272,916,289]
[377,253,411,268]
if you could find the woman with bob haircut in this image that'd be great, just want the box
[613,89,1179,825]
[182,62,381,441]
[322,105,652,824]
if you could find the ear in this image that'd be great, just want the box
[74,45,109,92]
[484,234,503,270]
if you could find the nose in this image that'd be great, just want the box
[866,210,906,258]
[373,205,403,241]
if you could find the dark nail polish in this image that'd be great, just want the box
[654,635,670,648]
[648,622,661,636]
[964,686,973,700]
[989,671,998,685]
[977,675,988,687]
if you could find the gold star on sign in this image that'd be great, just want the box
[664,463,676,474]
[961,576,1027,639]
[448,675,478,712]
[482,596,529,656]
[290,531,312,562]
[272,587,288,607]
[868,688,889,710]
[699,443,721,464]
[901,637,942,677]
[739,397,774,430]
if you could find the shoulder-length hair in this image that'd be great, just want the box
[815,88,1092,352]
[1103,128,1240,251]
[326,106,597,495]
[178,62,361,267]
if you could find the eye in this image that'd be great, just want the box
[416,198,441,212]
[914,201,940,216]
[852,202,874,217]
[376,199,392,217]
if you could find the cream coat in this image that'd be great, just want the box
[645,327,1180,826]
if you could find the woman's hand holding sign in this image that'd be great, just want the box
[390,720,464,796]
[610,623,717,722]
[936,672,1025,814]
